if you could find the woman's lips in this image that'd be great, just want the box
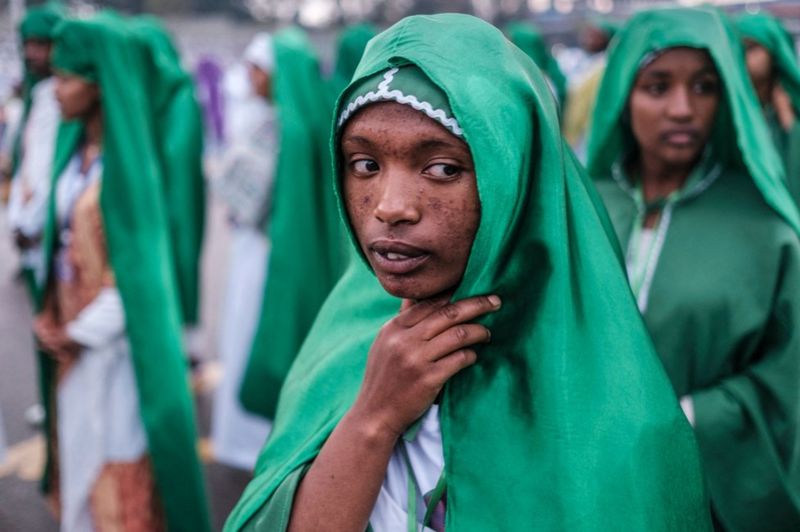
[369,240,431,275]
[661,129,701,147]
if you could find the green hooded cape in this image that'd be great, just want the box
[734,12,800,208]
[330,23,379,94]
[43,16,211,531]
[226,13,710,531]
[129,15,206,325]
[506,22,568,111]
[239,28,348,419]
[587,7,800,530]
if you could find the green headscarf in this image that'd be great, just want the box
[735,11,800,206]
[506,21,568,110]
[130,15,206,325]
[735,11,800,105]
[586,6,800,236]
[19,2,65,41]
[46,16,211,531]
[11,2,66,189]
[226,13,709,531]
[331,23,379,93]
[239,27,348,419]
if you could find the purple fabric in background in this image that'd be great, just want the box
[195,55,225,146]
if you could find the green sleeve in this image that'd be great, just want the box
[692,242,800,531]
[240,466,307,532]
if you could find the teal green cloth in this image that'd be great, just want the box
[588,7,800,531]
[330,23,379,94]
[239,27,348,419]
[226,13,710,531]
[46,16,211,531]
[130,15,205,325]
[506,22,568,111]
[19,2,65,41]
[735,12,800,208]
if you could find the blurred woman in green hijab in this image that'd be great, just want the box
[224,13,709,532]
[33,15,210,532]
[330,23,379,95]
[735,12,800,206]
[588,7,800,531]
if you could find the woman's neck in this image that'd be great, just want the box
[83,106,103,147]
[631,152,698,203]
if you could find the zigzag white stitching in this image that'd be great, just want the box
[337,67,464,138]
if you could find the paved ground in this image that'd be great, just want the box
[0,196,252,531]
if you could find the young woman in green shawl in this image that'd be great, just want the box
[587,7,800,531]
[32,15,210,532]
[225,13,710,532]
[735,12,800,207]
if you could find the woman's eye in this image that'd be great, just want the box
[644,82,669,96]
[352,159,379,174]
[693,79,719,95]
[425,163,462,179]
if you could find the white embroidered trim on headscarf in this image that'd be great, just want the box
[244,32,275,74]
[337,68,464,138]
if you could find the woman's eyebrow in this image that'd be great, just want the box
[341,135,376,148]
[413,138,468,154]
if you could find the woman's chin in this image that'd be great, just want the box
[377,274,457,302]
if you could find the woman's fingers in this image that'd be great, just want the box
[424,323,491,361]
[417,295,501,340]
[394,295,451,328]
[429,349,478,385]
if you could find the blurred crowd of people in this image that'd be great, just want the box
[1,1,799,531]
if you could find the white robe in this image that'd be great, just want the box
[54,156,147,532]
[7,77,60,285]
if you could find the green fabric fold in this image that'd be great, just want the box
[226,13,709,531]
[239,27,348,419]
[506,22,568,111]
[46,16,211,531]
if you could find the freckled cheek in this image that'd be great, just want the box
[343,179,376,241]
[430,192,481,268]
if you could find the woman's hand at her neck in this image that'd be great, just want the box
[287,293,501,532]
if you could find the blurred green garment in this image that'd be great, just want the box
[330,23,379,94]
[735,12,800,207]
[506,22,568,110]
[43,15,211,531]
[130,15,206,325]
[588,7,800,531]
[226,13,710,532]
[239,27,348,419]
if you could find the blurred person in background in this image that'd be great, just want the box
[735,12,800,207]
[7,2,65,296]
[211,32,276,470]
[561,16,619,160]
[33,15,210,531]
[236,27,348,422]
[588,7,800,530]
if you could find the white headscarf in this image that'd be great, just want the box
[243,32,275,74]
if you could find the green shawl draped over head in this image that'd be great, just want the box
[46,16,211,531]
[226,13,709,531]
[239,27,348,419]
[506,21,568,111]
[129,15,206,325]
[734,11,800,206]
[330,23,379,93]
[12,2,66,183]
[19,2,65,41]
[735,11,800,107]
[586,6,800,236]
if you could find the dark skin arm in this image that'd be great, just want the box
[287,294,501,532]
